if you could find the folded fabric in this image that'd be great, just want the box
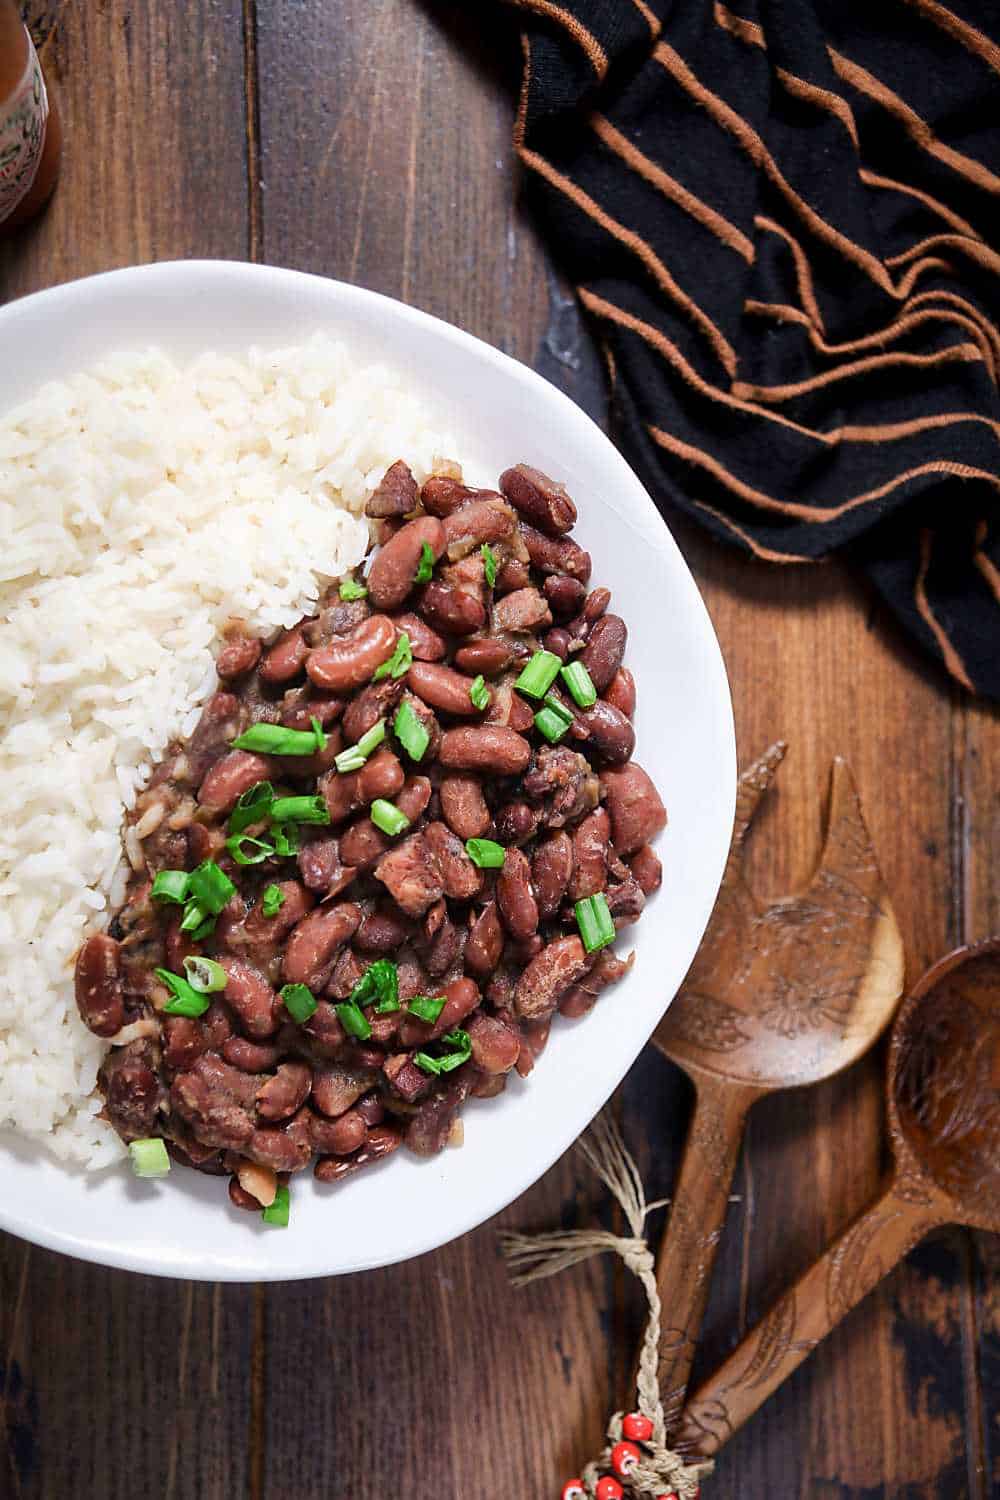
[486,0,1000,697]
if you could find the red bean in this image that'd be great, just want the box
[485,682,536,734]
[306,615,398,693]
[543,573,586,619]
[75,934,125,1038]
[439,726,531,774]
[309,1107,368,1156]
[398,975,480,1047]
[243,880,315,949]
[496,847,539,941]
[365,459,418,518]
[438,774,490,840]
[218,958,281,1040]
[515,936,590,1020]
[216,634,262,680]
[599,762,667,854]
[356,905,412,951]
[466,1012,521,1074]
[629,843,662,895]
[315,1124,402,1181]
[221,1036,281,1073]
[407,660,489,717]
[164,1016,208,1071]
[197,750,275,814]
[367,516,445,610]
[605,666,636,720]
[423,821,482,901]
[259,623,310,684]
[519,524,591,583]
[420,476,479,516]
[494,800,541,846]
[532,830,573,919]
[543,627,571,661]
[575,700,636,764]
[418,580,486,636]
[580,614,627,692]
[257,1061,312,1122]
[452,638,517,677]
[282,902,362,988]
[464,902,505,978]
[391,612,446,662]
[569,807,611,901]
[500,464,578,535]
[341,678,404,745]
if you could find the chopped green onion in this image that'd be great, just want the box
[334,718,385,774]
[370,799,411,837]
[280,982,318,1024]
[465,837,506,869]
[560,660,598,709]
[228,780,274,835]
[373,632,413,682]
[261,884,286,918]
[155,966,211,1017]
[310,716,326,752]
[230,722,326,756]
[574,892,616,954]
[414,541,436,585]
[393,699,430,763]
[150,869,190,905]
[335,1000,372,1040]
[182,956,227,993]
[179,900,215,939]
[515,649,563,700]
[339,577,368,602]
[272,823,300,857]
[468,675,490,711]
[407,994,446,1024]
[226,832,275,866]
[350,958,400,1013]
[534,702,572,744]
[414,1028,472,1075]
[128,1138,171,1178]
[188,860,236,915]
[268,795,331,826]
[481,543,497,589]
[262,1183,290,1227]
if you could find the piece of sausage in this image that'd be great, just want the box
[75,934,126,1037]
[492,587,553,634]
[600,762,667,854]
[374,833,444,918]
[439,774,491,840]
[439,726,531,775]
[441,497,517,556]
[306,615,398,694]
[466,1012,521,1074]
[367,517,446,610]
[499,464,578,535]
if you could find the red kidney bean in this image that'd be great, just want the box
[629,843,662,895]
[605,876,646,927]
[485,681,535,734]
[575,700,636,764]
[419,476,479,516]
[229,1178,262,1212]
[356,905,412,951]
[197,750,275,814]
[543,573,586,619]
[500,464,578,535]
[341,678,404,745]
[519,523,591,584]
[339,774,432,868]
[580,613,627,691]
[466,1012,521,1074]
[605,666,636,720]
[407,660,489,717]
[298,836,348,895]
[492,586,552,634]
[514,1019,552,1077]
[365,459,418,518]
[398,976,481,1049]
[442,497,517,556]
[222,1036,281,1073]
[314,1124,403,1182]
[257,1061,312,1122]
[452,638,516,677]
[470,1069,508,1099]
[243,880,315,948]
[494,558,533,594]
[217,958,280,1040]
[532,830,573,919]
[282,902,361,987]
[358,747,405,804]
[496,847,539,941]
[247,1112,313,1173]
[439,774,491,840]
[599,762,667,854]
[494,800,541,845]
[259,623,310,684]
[367,516,445,610]
[464,902,504,978]
[164,911,196,975]
[559,948,635,1017]
[306,615,398,693]
[75,935,126,1037]
[569,806,611,901]
[163,1016,206,1071]
[515,935,590,1020]
[423,821,482,901]
[310,1107,368,1156]
[354,1091,385,1127]
[279,687,345,732]
[418,580,486,636]
[301,999,348,1054]
[391,611,446,662]
[201,999,233,1051]
[216,634,262,680]
[439,726,531,774]
[543,627,571,661]
[320,766,361,824]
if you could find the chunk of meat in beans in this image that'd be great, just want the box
[77,459,665,1206]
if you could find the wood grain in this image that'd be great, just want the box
[0,2,995,1496]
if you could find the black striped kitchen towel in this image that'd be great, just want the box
[487,0,1000,697]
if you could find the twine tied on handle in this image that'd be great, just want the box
[500,1113,714,1499]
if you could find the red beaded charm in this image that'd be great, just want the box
[561,1484,586,1500]
[595,1479,624,1500]
[622,1413,654,1443]
[611,1442,642,1477]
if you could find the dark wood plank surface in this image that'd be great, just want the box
[0,3,997,1496]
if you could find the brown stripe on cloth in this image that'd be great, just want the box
[470,0,1000,696]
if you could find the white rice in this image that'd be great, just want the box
[0,334,454,1167]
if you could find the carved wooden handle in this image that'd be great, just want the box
[654,1075,755,1435]
[676,1178,949,1456]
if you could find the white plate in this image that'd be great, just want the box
[0,262,735,1280]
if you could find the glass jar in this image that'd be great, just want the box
[0,0,61,233]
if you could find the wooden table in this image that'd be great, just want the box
[1,4,997,1496]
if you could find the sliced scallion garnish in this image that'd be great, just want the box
[350,958,399,1013]
[271,823,300,857]
[407,994,446,1024]
[261,884,285,918]
[414,1028,472,1075]
[370,799,410,837]
[280,982,318,1023]
[534,699,572,744]
[155,966,211,1017]
[179,901,214,939]
[268,794,331,826]
[559,660,597,709]
[393,700,429,763]
[128,1138,171,1178]
[262,1183,290,1227]
[339,577,368,602]
[334,717,386,775]
[373,632,412,682]
[514,649,563,700]
[414,541,436,585]
[228,780,274,835]
[468,675,490,711]
[481,543,497,589]
[150,869,190,905]
[574,892,616,953]
[226,832,275,866]
[188,860,236,915]
[230,722,326,756]
[465,837,505,869]
[335,999,372,1040]
[182,955,227,993]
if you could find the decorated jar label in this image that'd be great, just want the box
[0,35,48,225]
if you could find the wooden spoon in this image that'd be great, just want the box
[677,938,1000,1457]
[649,743,905,1434]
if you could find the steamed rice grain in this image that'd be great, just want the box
[0,335,454,1166]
